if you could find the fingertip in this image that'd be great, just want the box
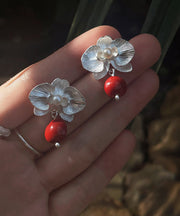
[130,33,161,69]
[141,33,161,59]
[146,69,160,95]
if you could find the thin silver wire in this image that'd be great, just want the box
[108,68,115,76]
[14,129,42,156]
[51,109,59,120]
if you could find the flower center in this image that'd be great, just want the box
[52,95,61,106]
[103,48,113,59]
[50,95,68,107]
[60,97,69,107]
[97,46,118,61]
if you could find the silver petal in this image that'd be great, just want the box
[63,86,86,115]
[51,78,70,95]
[60,113,74,122]
[97,36,113,49]
[34,107,49,116]
[81,45,104,72]
[93,61,110,80]
[111,38,135,65]
[111,61,132,72]
[29,83,51,110]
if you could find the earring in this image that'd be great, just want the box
[29,78,86,148]
[81,35,135,100]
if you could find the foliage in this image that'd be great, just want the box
[66,0,114,43]
[141,0,180,72]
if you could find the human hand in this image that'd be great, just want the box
[0,26,161,216]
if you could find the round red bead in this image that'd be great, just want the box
[44,119,67,143]
[104,76,127,98]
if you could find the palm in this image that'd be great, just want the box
[0,140,48,216]
[0,26,161,216]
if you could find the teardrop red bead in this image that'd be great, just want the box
[104,76,127,98]
[44,118,67,143]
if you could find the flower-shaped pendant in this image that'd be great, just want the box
[29,78,86,147]
[81,35,135,100]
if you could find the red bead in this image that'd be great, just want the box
[104,76,127,98]
[44,119,67,143]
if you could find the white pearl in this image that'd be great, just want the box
[103,48,113,59]
[112,47,118,57]
[97,50,104,60]
[52,95,61,105]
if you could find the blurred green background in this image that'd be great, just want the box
[0,0,180,215]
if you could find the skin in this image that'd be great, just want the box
[0,26,161,216]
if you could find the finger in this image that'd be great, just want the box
[13,33,161,154]
[37,69,159,192]
[0,25,120,129]
[49,129,135,216]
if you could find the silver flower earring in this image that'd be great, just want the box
[29,78,86,147]
[81,35,135,100]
